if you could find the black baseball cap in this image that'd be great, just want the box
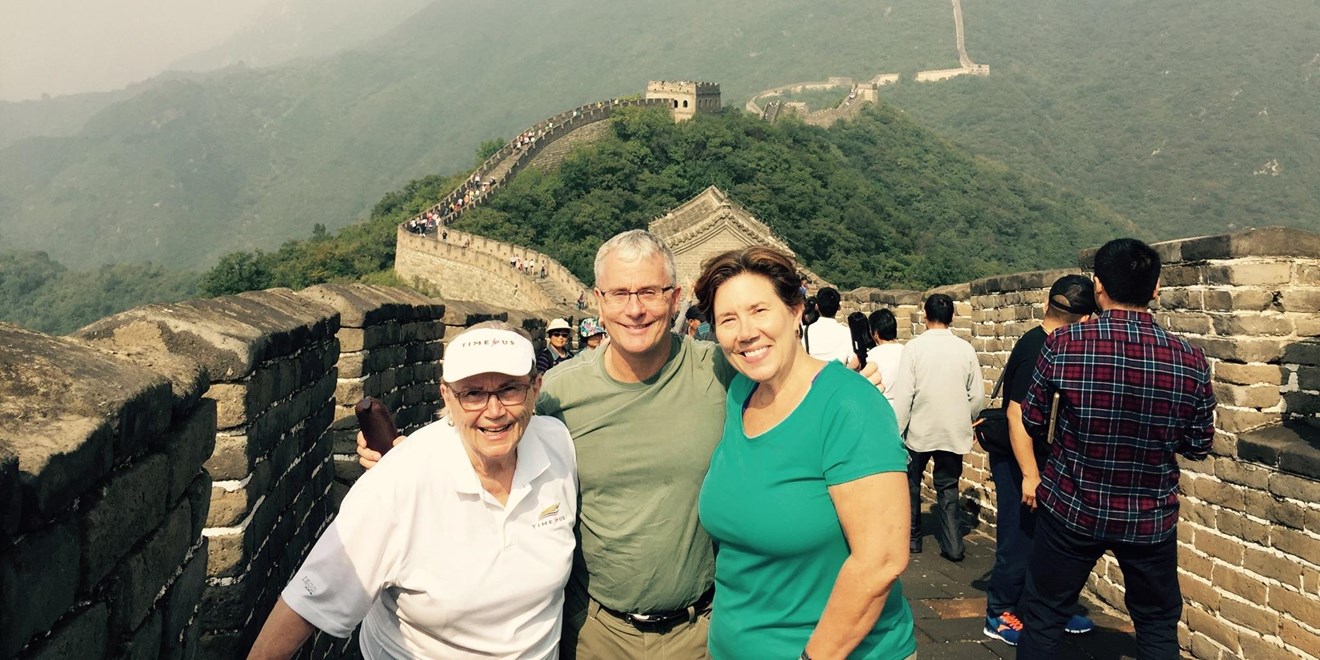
[1048,274,1097,315]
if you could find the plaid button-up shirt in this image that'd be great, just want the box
[1022,309,1215,544]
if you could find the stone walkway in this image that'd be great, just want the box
[904,527,1142,659]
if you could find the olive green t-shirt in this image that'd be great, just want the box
[538,334,735,613]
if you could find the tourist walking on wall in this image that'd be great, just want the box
[683,305,714,341]
[537,318,576,372]
[801,287,852,363]
[864,308,904,404]
[888,294,985,561]
[981,275,1096,646]
[1015,239,1215,659]
[249,324,576,659]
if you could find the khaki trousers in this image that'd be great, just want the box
[561,599,711,660]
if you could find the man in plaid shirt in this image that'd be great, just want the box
[1015,238,1216,659]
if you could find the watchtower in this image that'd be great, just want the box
[645,80,721,121]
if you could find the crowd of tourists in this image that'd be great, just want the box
[509,254,549,279]
[247,231,1213,660]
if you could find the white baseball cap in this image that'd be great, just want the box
[443,328,536,382]
[547,318,571,332]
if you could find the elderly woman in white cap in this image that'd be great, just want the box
[248,321,578,659]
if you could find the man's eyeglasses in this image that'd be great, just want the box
[597,286,675,309]
[548,331,571,338]
[450,383,532,411]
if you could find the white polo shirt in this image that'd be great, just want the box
[282,415,578,659]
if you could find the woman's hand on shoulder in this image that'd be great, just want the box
[854,358,884,390]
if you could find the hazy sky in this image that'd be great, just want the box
[0,0,274,101]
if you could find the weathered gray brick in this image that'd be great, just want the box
[119,608,162,660]
[24,603,109,660]
[1215,363,1286,386]
[164,399,217,505]
[0,520,80,656]
[162,537,208,648]
[78,453,168,592]
[1203,263,1293,286]
[1212,382,1282,409]
[1211,314,1295,337]
[107,499,192,637]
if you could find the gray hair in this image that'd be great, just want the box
[593,230,678,287]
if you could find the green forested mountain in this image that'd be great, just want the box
[201,105,1132,297]
[3,0,1316,275]
[452,106,1131,289]
[0,0,958,269]
[883,0,1320,238]
[0,252,199,335]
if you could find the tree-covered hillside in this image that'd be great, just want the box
[0,0,957,270]
[10,103,1128,330]
[883,0,1320,239]
[452,105,1130,289]
[0,252,199,335]
[6,0,1317,282]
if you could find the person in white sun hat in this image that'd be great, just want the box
[539,317,577,372]
[248,321,578,660]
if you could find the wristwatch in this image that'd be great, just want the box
[799,652,812,660]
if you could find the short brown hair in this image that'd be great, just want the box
[694,247,804,321]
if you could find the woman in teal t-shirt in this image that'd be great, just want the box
[692,247,916,660]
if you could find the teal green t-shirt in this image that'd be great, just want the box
[698,361,916,659]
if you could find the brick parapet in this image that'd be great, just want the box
[67,289,345,656]
[300,283,447,505]
[0,323,215,658]
[861,228,1319,659]
[397,227,588,311]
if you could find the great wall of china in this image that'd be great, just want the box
[746,0,989,127]
[4,227,1317,659]
[4,49,1320,660]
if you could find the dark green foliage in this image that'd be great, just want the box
[0,0,959,270]
[881,0,1320,239]
[199,173,461,296]
[455,105,1130,289]
[0,251,199,334]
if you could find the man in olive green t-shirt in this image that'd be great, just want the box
[539,230,735,659]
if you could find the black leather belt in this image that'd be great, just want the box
[598,587,715,634]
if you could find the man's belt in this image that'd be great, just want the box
[598,588,715,634]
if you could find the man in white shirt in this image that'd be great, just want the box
[802,287,852,363]
[888,293,985,562]
[865,308,905,405]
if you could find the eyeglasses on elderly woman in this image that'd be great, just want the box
[449,382,533,411]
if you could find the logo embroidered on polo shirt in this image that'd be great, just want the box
[535,502,567,528]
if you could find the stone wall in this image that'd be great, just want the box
[0,283,473,659]
[5,228,1317,658]
[298,285,446,506]
[72,290,343,657]
[0,324,212,659]
[840,227,1320,660]
[526,120,614,171]
[396,228,587,311]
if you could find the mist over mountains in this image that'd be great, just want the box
[2,0,1317,273]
